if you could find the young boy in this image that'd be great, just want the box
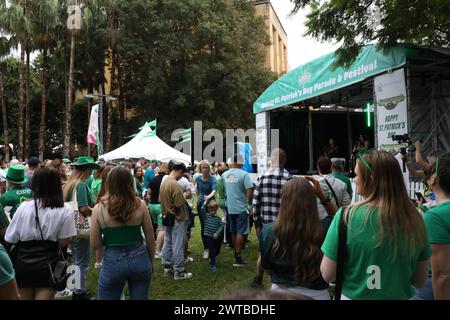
[202,199,223,272]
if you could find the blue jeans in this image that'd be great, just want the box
[98,244,152,300]
[412,274,434,300]
[71,237,91,294]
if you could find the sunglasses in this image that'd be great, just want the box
[357,148,377,173]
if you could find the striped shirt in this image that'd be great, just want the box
[203,214,223,237]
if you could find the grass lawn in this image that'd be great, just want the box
[86,214,271,300]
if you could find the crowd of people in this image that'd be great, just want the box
[0,142,449,300]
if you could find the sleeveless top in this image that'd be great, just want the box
[99,204,143,247]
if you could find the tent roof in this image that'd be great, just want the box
[100,125,191,164]
[253,44,408,114]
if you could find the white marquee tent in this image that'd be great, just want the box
[100,125,191,164]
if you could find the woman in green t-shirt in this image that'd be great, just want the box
[63,156,99,300]
[423,154,450,300]
[321,150,431,300]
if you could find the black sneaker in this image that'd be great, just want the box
[249,276,264,289]
[72,291,97,300]
[233,256,246,267]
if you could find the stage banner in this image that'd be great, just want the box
[374,68,408,151]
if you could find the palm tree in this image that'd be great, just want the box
[29,0,60,161]
[0,0,32,161]
[0,36,13,161]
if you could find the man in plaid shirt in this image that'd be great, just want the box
[250,148,291,288]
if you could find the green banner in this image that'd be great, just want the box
[253,44,406,114]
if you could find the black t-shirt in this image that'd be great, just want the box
[149,174,165,205]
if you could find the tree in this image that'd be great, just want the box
[0,0,32,161]
[115,0,275,143]
[291,0,450,66]
[29,0,61,161]
[0,36,13,161]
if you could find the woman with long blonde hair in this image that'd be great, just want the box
[195,160,217,259]
[63,157,99,300]
[259,177,329,300]
[321,150,431,299]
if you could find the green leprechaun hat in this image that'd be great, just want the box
[71,156,100,169]
[6,165,29,185]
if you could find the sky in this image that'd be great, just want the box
[270,0,338,70]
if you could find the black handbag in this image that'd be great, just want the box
[162,212,175,227]
[10,200,68,291]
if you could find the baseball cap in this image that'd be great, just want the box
[27,157,41,167]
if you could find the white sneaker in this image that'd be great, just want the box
[95,262,102,269]
[185,256,194,263]
[174,271,193,280]
[203,249,209,259]
[54,288,73,300]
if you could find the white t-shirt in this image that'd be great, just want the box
[0,168,6,183]
[5,200,77,243]
[315,174,351,220]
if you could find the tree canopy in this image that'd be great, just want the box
[0,0,275,159]
[292,0,450,66]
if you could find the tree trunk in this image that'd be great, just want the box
[106,48,117,153]
[63,31,75,157]
[117,53,125,147]
[17,46,25,161]
[24,47,30,159]
[38,49,48,162]
[0,71,10,162]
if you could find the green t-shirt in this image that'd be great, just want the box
[91,178,102,203]
[0,244,14,287]
[85,175,94,190]
[0,187,33,219]
[66,182,94,208]
[332,172,353,196]
[424,201,450,244]
[0,205,9,230]
[322,205,432,300]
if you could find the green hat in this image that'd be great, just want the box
[62,157,71,164]
[150,159,158,165]
[6,165,29,185]
[71,156,100,169]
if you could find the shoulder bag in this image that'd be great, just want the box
[68,184,91,239]
[9,200,68,291]
[33,200,68,291]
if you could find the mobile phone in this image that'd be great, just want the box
[415,192,426,202]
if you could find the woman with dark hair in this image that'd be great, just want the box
[5,167,76,300]
[259,177,329,300]
[91,166,155,300]
[423,154,450,300]
[321,150,431,299]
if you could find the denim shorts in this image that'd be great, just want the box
[229,212,249,235]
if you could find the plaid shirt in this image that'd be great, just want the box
[252,168,291,224]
